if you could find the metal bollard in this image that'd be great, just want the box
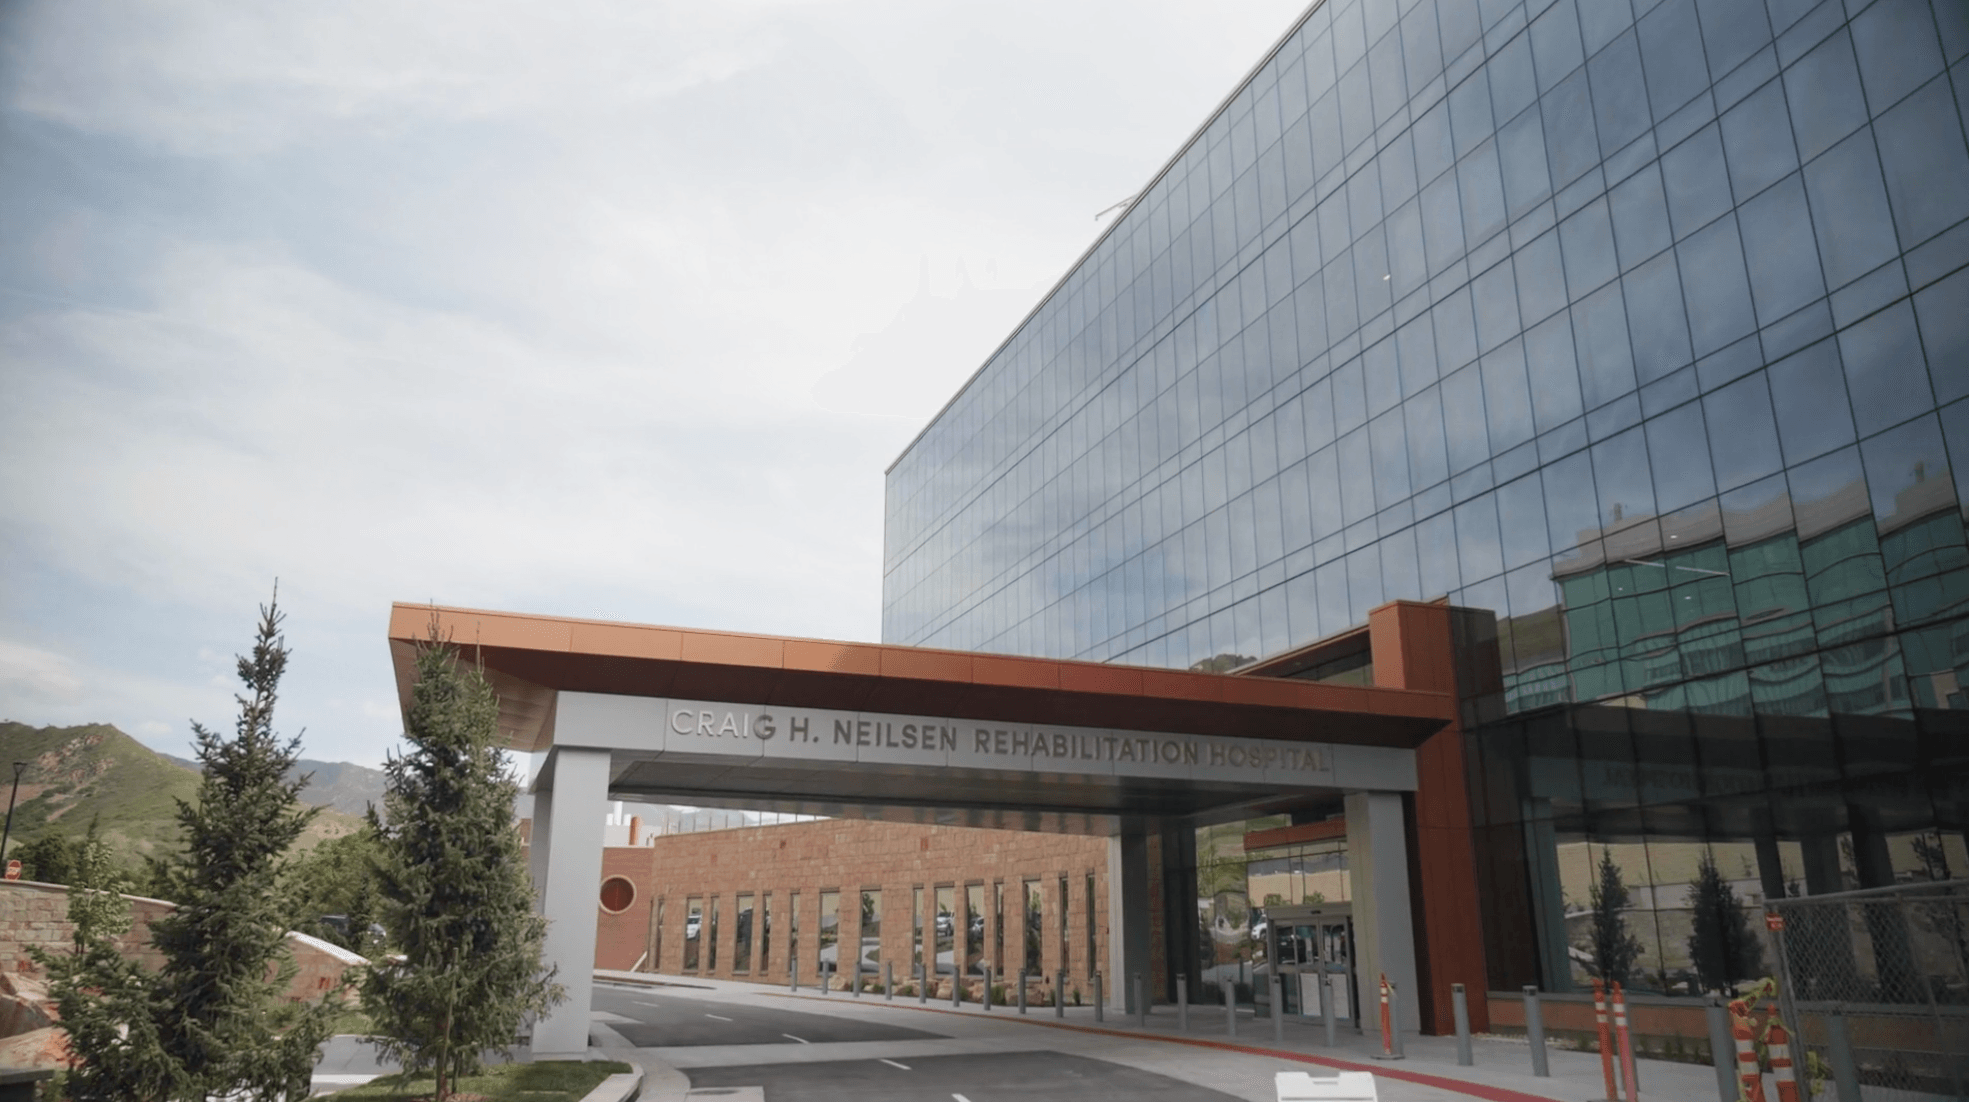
[884,962,893,1000]
[983,967,993,1012]
[1018,970,1028,1015]
[1522,985,1549,1078]
[1225,983,1237,1036]
[1177,975,1189,1032]
[1134,973,1147,1027]
[853,958,862,997]
[1056,970,1066,1019]
[789,953,798,993]
[1452,983,1473,1066]
[1705,996,1735,1102]
[951,968,961,1007]
[1270,974,1283,1043]
[1320,972,1336,1047]
[1093,972,1103,1022]
[918,964,928,1004]
[819,961,829,996]
[1826,1005,1862,1102]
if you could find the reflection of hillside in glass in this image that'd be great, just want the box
[1488,462,1967,718]
[1463,454,1969,998]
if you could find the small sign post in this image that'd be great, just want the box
[4,859,19,880]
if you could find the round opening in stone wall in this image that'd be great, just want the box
[599,876,636,914]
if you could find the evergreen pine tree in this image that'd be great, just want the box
[34,594,332,1101]
[1687,849,1766,994]
[145,592,335,1101]
[1587,847,1645,986]
[363,630,561,1101]
[29,818,175,1101]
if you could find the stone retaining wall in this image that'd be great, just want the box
[0,880,363,1011]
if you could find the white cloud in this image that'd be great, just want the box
[0,639,83,703]
[0,0,1314,765]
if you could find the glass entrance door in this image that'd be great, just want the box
[1263,903,1355,1020]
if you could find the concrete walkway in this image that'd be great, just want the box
[592,970,1724,1102]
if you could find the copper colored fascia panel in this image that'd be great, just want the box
[389,603,1453,749]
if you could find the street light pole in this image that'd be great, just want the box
[1,761,28,874]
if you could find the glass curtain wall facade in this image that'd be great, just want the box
[884,0,1969,994]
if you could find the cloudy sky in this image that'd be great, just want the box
[0,0,1309,767]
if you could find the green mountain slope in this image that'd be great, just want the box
[0,721,364,875]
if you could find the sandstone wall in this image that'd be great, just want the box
[596,819,1111,996]
[0,880,362,1009]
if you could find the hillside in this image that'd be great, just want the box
[289,758,385,818]
[165,753,385,818]
[0,721,366,874]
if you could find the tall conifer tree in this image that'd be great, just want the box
[146,592,334,1100]
[363,629,560,1101]
[40,592,335,1101]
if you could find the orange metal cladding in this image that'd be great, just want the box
[386,603,1455,752]
[1364,601,1491,1036]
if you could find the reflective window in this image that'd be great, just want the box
[1838,302,1933,437]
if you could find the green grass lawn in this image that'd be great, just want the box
[328,1060,633,1101]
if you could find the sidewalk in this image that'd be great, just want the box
[592,969,1721,1102]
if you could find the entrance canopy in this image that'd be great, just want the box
[386,603,1455,828]
[386,602,1460,1056]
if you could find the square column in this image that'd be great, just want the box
[527,787,554,912]
[531,746,610,1057]
[1346,791,1420,1035]
[1107,819,1151,1013]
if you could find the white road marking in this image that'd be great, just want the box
[879,1059,912,1070]
[783,1033,810,1044]
[636,999,663,1007]
[705,1013,734,1021]
[953,1095,972,1102]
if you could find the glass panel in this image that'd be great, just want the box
[734,893,754,974]
[935,886,954,976]
[684,896,702,972]
[707,897,720,973]
[994,881,1006,974]
[1059,874,1071,979]
[860,888,882,980]
[1022,879,1043,975]
[1086,873,1099,980]
[966,883,986,977]
[761,893,773,978]
[819,890,839,981]
[913,886,924,974]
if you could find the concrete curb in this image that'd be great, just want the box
[576,1068,643,1102]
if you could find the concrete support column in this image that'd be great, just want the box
[1346,791,1420,1035]
[1108,819,1151,1014]
[527,787,554,913]
[531,746,610,1057]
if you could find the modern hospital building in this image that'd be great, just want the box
[397,0,1969,1059]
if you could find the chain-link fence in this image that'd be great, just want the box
[1769,881,1969,1101]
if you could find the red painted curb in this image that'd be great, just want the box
[763,991,1560,1102]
